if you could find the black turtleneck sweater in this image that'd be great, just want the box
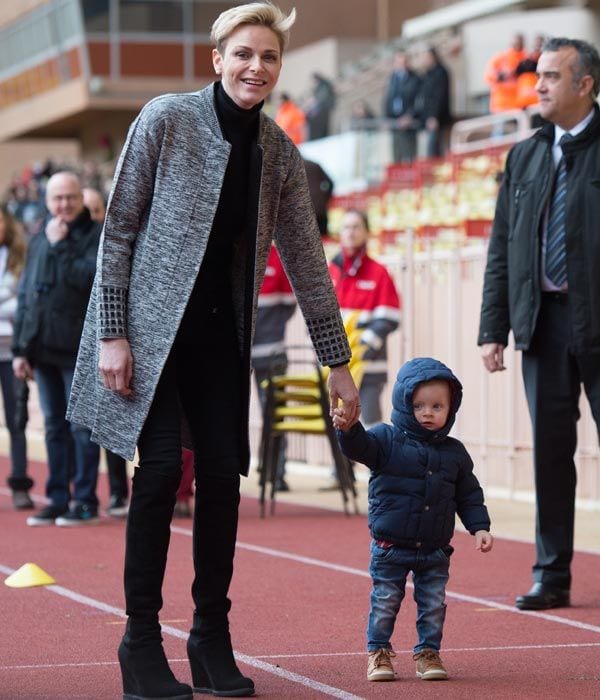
[177,82,261,342]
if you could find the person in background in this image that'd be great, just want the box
[383,49,422,164]
[485,33,527,114]
[274,92,306,145]
[515,34,545,112]
[83,186,130,519]
[252,244,297,492]
[0,206,32,509]
[82,187,106,225]
[479,38,600,611]
[14,172,101,527]
[67,3,359,698]
[334,357,492,683]
[329,209,401,426]
[414,47,451,158]
[349,98,376,131]
[303,158,334,237]
[305,72,336,140]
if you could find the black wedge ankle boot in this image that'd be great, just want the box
[187,623,254,697]
[119,468,192,700]
[188,474,254,697]
[119,622,193,700]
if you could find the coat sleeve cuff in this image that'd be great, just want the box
[305,314,351,367]
[98,286,128,338]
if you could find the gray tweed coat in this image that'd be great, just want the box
[67,83,350,465]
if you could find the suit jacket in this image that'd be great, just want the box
[67,83,350,464]
[415,63,451,127]
[479,105,600,352]
[384,69,421,121]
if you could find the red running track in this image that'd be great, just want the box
[1,457,600,699]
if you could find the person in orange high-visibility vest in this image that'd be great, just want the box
[274,92,306,145]
[484,34,527,113]
[515,35,544,109]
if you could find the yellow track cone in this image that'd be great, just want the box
[4,563,56,588]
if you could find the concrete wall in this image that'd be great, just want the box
[0,138,80,194]
[278,37,378,100]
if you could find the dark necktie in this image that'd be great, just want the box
[545,133,573,287]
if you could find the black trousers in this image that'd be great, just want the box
[521,293,600,589]
[125,304,244,631]
[139,301,243,480]
[391,128,417,164]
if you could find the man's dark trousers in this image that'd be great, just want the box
[35,363,100,509]
[521,292,600,590]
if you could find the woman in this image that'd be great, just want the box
[0,206,31,509]
[67,3,359,699]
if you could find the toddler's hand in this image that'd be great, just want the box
[332,407,350,431]
[475,530,493,552]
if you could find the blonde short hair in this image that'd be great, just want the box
[211,2,296,54]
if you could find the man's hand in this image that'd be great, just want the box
[475,530,493,552]
[328,364,360,429]
[481,343,506,373]
[425,116,439,131]
[45,217,69,245]
[13,357,33,381]
[99,338,133,396]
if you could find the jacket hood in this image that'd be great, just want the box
[391,357,462,442]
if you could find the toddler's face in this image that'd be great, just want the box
[412,381,451,431]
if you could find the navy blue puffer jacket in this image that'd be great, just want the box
[337,357,490,551]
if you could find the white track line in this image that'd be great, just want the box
[0,563,363,700]
[253,641,600,658]
[171,526,600,635]
[5,641,600,672]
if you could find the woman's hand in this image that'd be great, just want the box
[328,364,360,429]
[99,338,133,396]
[332,407,350,431]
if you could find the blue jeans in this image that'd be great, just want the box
[0,361,27,479]
[34,363,100,508]
[367,541,450,653]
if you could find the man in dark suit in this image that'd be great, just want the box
[414,47,451,158]
[384,50,422,164]
[478,38,600,611]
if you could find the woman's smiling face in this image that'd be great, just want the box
[212,24,282,109]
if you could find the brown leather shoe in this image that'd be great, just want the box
[367,648,396,681]
[515,583,570,610]
[414,649,448,680]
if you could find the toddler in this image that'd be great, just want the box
[334,357,493,681]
